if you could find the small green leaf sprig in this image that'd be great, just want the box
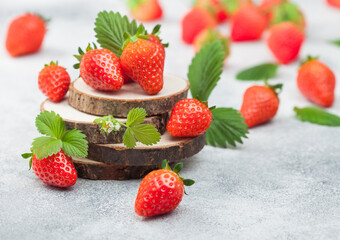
[94,108,161,148]
[294,106,340,126]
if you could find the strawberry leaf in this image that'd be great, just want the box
[329,39,340,47]
[206,108,248,148]
[32,137,62,160]
[126,108,146,127]
[236,63,279,81]
[188,40,224,102]
[123,128,136,148]
[61,129,88,158]
[183,179,195,186]
[35,111,66,139]
[129,124,161,146]
[294,106,340,126]
[94,11,145,57]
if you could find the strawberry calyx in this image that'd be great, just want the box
[73,43,98,69]
[44,60,59,67]
[21,152,34,170]
[150,24,169,48]
[271,2,304,29]
[300,55,318,66]
[264,79,283,96]
[127,0,146,10]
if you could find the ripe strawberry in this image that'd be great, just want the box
[240,83,282,128]
[266,22,304,64]
[6,13,46,57]
[181,7,216,44]
[297,57,336,107]
[167,99,212,137]
[193,28,230,60]
[128,0,162,21]
[135,160,194,217]
[327,0,340,8]
[195,0,228,23]
[231,6,267,42]
[38,61,70,102]
[222,0,253,16]
[74,44,124,91]
[31,150,77,188]
[258,0,284,24]
[120,30,165,95]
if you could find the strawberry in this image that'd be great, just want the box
[181,7,216,44]
[120,28,165,95]
[128,0,162,21]
[297,57,336,107]
[167,99,212,137]
[38,61,70,102]
[195,0,228,23]
[240,83,282,128]
[221,0,253,16]
[22,111,88,188]
[74,44,124,91]
[230,5,267,42]
[269,2,306,29]
[327,0,340,8]
[266,21,304,64]
[258,0,285,24]
[6,13,47,57]
[135,160,194,217]
[193,28,230,61]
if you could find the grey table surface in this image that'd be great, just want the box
[0,0,339,239]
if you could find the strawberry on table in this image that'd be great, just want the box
[22,111,88,188]
[38,61,70,102]
[221,0,253,16]
[297,56,336,107]
[135,160,194,217]
[6,13,47,57]
[74,43,124,91]
[266,21,304,64]
[128,0,163,22]
[327,0,340,8]
[240,82,282,128]
[195,0,228,23]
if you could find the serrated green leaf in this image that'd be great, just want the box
[61,129,88,158]
[126,108,146,127]
[206,108,248,148]
[188,40,224,102]
[32,137,62,160]
[329,39,340,47]
[130,124,161,146]
[123,128,136,148]
[294,106,340,126]
[94,11,145,57]
[35,111,66,139]
[236,63,279,81]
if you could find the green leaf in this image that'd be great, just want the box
[236,63,279,81]
[94,11,145,57]
[206,108,248,148]
[21,153,33,159]
[35,111,66,139]
[123,128,136,148]
[32,136,62,160]
[329,39,340,47]
[126,108,146,127]
[188,40,224,102]
[173,163,183,174]
[61,129,88,158]
[294,106,340,126]
[129,124,161,146]
[183,179,195,186]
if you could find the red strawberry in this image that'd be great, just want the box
[231,6,267,42]
[181,7,216,44]
[240,83,282,128]
[31,150,77,188]
[6,13,46,57]
[38,61,70,102]
[327,0,340,8]
[266,22,304,64]
[222,0,253,16]
[297,57,336,107]
[120,32,165,95]
[193,28,230,61]
[128,0,162,21]
[74,44,124,91]
[167,99,212,137]
[135,160,194,217]
[195,0,228,23]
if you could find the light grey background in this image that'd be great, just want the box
[0,0,339,239]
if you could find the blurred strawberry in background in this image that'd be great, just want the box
[327,0,340,8]
[221,0,253,16]
[194,0,228,23]
[128,0,163,22]
[5,13,47,57]
[269,1,306,29]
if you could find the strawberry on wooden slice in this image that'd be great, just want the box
[22,111,88,188]
[135,160,194,217]
[38,61,70,102]
[73,43,124,91]
[128,0,163,22]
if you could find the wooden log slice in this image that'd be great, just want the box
[72,157,158,180]
[87,132,206,166]
[41,98,169,144]
[68,73,190,117]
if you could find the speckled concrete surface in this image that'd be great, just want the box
[0,1,340,239]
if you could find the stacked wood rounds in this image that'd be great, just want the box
[41,73,206,180]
